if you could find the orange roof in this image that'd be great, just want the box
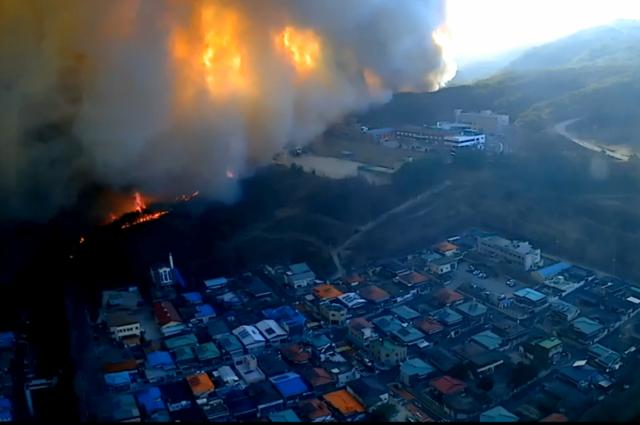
[358,285,390,302]
[313,284,344,300]
[416,317,444,334]
[434,241,459,253]
[434,288,464,305]
[400,271,431,286]
[323,389,365,416]
[540,413,569,422]
[103,358,137,373]
[430,375,466,395]
[187,372,215,396]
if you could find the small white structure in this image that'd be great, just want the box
[233,325,266,353]
[337,293,367,309]
[255,320,288,346]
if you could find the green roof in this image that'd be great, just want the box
[196,342,221,361]
[173,346,195,362]
[164,333,198,351]
[537,337,562,350]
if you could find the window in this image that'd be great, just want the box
[160,269,172,283]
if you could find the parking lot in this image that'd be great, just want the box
[451,260,525,297]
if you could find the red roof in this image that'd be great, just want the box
[103,358,137,373]
[348,317,373,331]
[434,241,459,253]
[540,413,569,422]
[416,317,444,334]
[400,271,431,286]
[281,343,311,364]
[358,285,390,302]
[154,301,183,326]
[433,288,464,305]
[430,375,466,395]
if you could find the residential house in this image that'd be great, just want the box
[358,285,391,305]
[587,344,622,372]
[244,275,274,299]
[179,304,216,326]
[233,354,266,385]
[390,305,421,322]
[150,253,184,288]
[246,381,284,418]
[432,288,465,307]
[159,380,194,413]
[233,325,267,353]
[285,263,317,290]
[268,409,301,422]
[297,398,333,422]
[456,301,488,324]
[154,301,185,337]
[164,333,198,351]
[491,317,530,345]
[323,389,366,420]
[281,343,312,365]
[470,330,504,351]
[524,337,563,366]
[135,386,166,418]
[146,351,176,372]
[307,334,335,361]
[96,394,140,422]
[513,288,548,308]
[173,346,197,369]
[556,365,606,390]
[391,325,426,347]
[324,361,360,387]
[213,366,243,394]
[216,291,243,309]
[346,376,390,411]
[319,302,348,326]
[454,342,506,375]
[337,293,368,310]
[429,256,459,276]
[347,317,378,348]
[479,405,519,422]
[399,357,436,386]
[104,371,132,391]
[216,334,244,359]
[257,351,290,377]
[255,320,288,346]
[301,367,335,394]
[105,312,142,341]
[269,372,311,405]
[203,277,228,293]
[433,241,460,257]
[224,390,257,421]
[415,317,445,336]
[195,342,222,365]
[313,284,344,301]
[397,271,433,291]
[369,337,407,369]
[571,317,605,344]
[549,300,580,322]
[429,375,466,397]
[206,318,231,341]
[262,306,307,337]
[430,308,464,328]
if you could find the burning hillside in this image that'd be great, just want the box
[0,0,455,220]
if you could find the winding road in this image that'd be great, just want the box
[553,118,632,161]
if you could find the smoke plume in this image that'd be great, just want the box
[0,0,455,220]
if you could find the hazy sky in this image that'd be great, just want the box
[448,0,640,64]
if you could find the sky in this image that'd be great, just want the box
[447,0,640,65]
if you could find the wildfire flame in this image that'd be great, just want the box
[431,24,457,87]
[121,211,169,229]
[134,191,146,213]
[276,26,322,74]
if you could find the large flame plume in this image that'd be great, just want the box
[0,0,455,220]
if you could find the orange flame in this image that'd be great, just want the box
[276,26,322,73]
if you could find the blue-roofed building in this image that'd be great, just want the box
[182,292,203,304]
[269,372,310,402]
[400,358,436,386]
[285,263,316,291]
[0,332,15,350]
[263,306,306,336]
[557,364,605,389]
[104,371,132,390]
[147,351,175,371]
[136,386,166,416]
[204,277,228,292]
[471,330,503,351]
[269,409,301,422]
[0,396,12,422]
[480,405,519,422]
[571,317,605,344]
[532,262,572,282]
[513,287,547,307]
[193,304,216,324]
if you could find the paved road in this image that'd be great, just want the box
[553,118,631,161]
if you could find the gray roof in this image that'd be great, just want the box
[456,301,488,317]
[401,357,435,377]
[572,317,604,335]
[390,305,421,321]
[471,330,503,350]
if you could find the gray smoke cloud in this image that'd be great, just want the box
[0,0,454,220]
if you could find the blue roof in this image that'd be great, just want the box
[182,292,203,304]
[204,277,228,288]
[195,304,216,318]
[269,372,309,398]
[480,406,518,422]
[104,371,131,387]
[536,262,572,278]
[0,396,12,421]
[0,332,15,349]
[269,409,301,422]
[289,262,312,274]
[136,386,166,414]
[147,351,175,369]
[263,306,306,327]
[0,397,10,410]
[513,287,546,302]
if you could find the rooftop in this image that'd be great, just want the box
[196,342,221,361]
[290,262,312,275]
[135,386,165,415]
[430,375,466,395]
[358,285,391,303]
[434,241,459,253]
[536,337,562,350]
[456,300,488,317]
[430,307,463,325]
[313,284,344,300]
[337,292,367,308]
[298,398,332,421]
[433,288,464,305]
[572,317,604,335]
[269,372,309,398]
[301,367,335,388]
[471,330,503,350]
[153,301,183,326]
[401,357,435,377]
[390,305,421,321]
[513,287,547,302]
[480,405,519,422]
[349,316,373,331]
[535,262,572,279]
[416,317,445,334]
[323,389,365,416]
[399,271,432,286]
[146,351,175,369]
[268,409,301,422]
[187,373,215,396]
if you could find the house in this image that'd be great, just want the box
[324,360,361,387]
[399,357,436,386]
[429,375,466,396]
[187,372,215,398]
[164,333,198,351]
[415,317,445,336]
[105,312,142,341]
[135,386,166,417]
[571,317,604,344]
[173,346,197,368]
[159,380,194,413]
[476,236,541,271]
[455,301,488,323]
[195,342,222,364]
[429,256,459,275]
[257,351,290,377]
[513,288,547,308]
[96,394,140,422]
[434,241,460,257]
[323,389,366,419]
[556,365,606,390]
[372,315,401,335]
[180,304,216,326]
[391,325,426,346]
[104,371,132,391]
[268,409,301,422]
[214,366,243,391]
[297,398,333,422]
[532,262,572,283]
[491,317,529,344]
[480,405,519,422]
[246,381,284,418]
[244,275,274,299]
[181,291,203,304]
[358,285,391,304]
[285,263,317,290]
[430,307,463,327]
[262,306,307,336]
[390,305,421,321]
[454,342,506,374]
[346,376,390,411]
[369,338,407,369]
[470,330,503,351]
[154,301,185,337]
[587,344,622,371]
[313,284,344,301]
[216,334,244,359]
[255,320,288,346]
[319,302,348,326]
[281,343,312,365]
[337,293,368,309]
[224,390,257,421]
[524,337,563,366]
[307,334,335,360]
[549,300,580,322]
[216,291,243,309]
[347,317,378,348]
[269,372,311,404]
[233,354,266,385]
[432,288,464,307]
[146,350,176,371]
[233,325,267,353]
[301,367,335,393]
[150,253,185,288]
[203,277,228,292]
[397,271,433,289]
[207,318,231,340]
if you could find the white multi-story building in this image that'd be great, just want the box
[477,236,541,271]
[454,109,510,135]
[444,134,486,149]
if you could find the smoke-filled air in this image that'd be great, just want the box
[0,0,455,220]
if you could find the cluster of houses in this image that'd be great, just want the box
[0,331,15,421]
[87,228,640,422]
